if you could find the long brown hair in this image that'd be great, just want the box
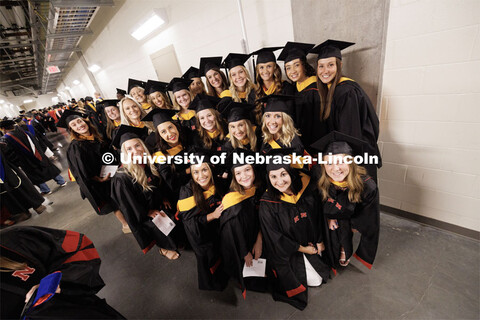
[68,118,103,142]
[205,67,229,97]
[317,57,342,121]
[317,161,367,203]
[229,164,259,195]
[254,63,283,124]
[196,109,226,149]
[191,163,214,212]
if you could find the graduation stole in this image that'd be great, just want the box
[219,90,232,98]
[77,134,95,141]
[25,124,35,136]
[174,110,195,121]
[5,131,42,161]
[141,103,151,110]
[280,173,310,204]
[222,187,256,210]
[131,122,145,128]
[207,129,220,139]
[296,76,317,92]
[0,152,5,183]
[113,120,121,127]
[152,144,183,159]
[329,178,349,189]
[263,83,276,95]
[177,185,216,212]
[87,102,97,112]
[328,77,354,89]
[237,91,247,99]
[267,139,304,169]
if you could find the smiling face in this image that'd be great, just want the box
[157,121,179,146]
[150,91,166,108]
[263,112,283,136]
[268,167,292,194]
[69,117,90,135]
[130,87,146,104]
[323,153,350,182]
[285,58,307,83]
[189,77,204,95]
[317,57,338,84]
[206,69,223,89]
[191,162,212,189]
[105,106,120,121]
[229,66,247,90]
[174,89,191,110]
[257,61,275,82]
[123,138,145,160]
[233,164,255,190]
[228,119,247,141]
[123,99,142,121]
[197,109,217,132]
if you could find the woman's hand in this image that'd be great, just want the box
[25,284,60,303]
[298,244,318,255]
[207,204,224,222]
[93,173,111,182]
[328,219,339,230]
[163,199,172,209]
[252,235,262,260]
[185,168,191,175]
[316,242,325,254]
[244,252,253,267]
[148,210,166,219]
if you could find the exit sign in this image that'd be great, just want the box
[47,66,61,74]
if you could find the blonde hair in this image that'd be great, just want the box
[0,256,27,272]
[147,91,174,110]
[119,97,155,132]
[261,112,300,147]
[254,63,283,124]
[317,162,367,203]
[196,108,226,149]
[227,66,257,102]
[120,138,161,192]
[229,119,257,151]
[172,90,194,111]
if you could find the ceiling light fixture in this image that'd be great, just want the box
[131,9,167,40]
[88,64,101,73]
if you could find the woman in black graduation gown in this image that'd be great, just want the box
[250,46,296,126]
[310,39,382,182]
[145,80,174,110]
[110,126,181,260]
[167,78,197,132]
[199,56,229,98]
[58,110,130,233]
[219,149,266,299]
[311,131,380,270]
[0,226,124,319]
[176,156,228,291]
[128,78,153,113]
[277,42,328,153]
[190,94,227,152]
[258,152,330,310]
[182,66,208,97]
[102,99,122,140]
[219,53,257,105]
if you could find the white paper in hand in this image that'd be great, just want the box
[242,258,267,278]
[100,165,118,178]
[152,211,176,236]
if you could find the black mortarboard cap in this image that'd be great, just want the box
[219,100,254,123]
[310,131,364,156]
[182,66,201,80]
[226,148,257,169]
[19,110,25,114]
[256,94,295,114]
[277,41,315,63]
[264,147,295,172]
[199,57,223,77]
[250,46,283,64]
[188,146,216,165]
[100,99,119,108]
[166,77,192,94]
[116,88,127,95]
[0,119,15,129]
[128,78,146,93]
[222,53,250,71]
[310,39,355,60]
[56,109,84,129]
[145,80,169,95]
[189,94,220,113]
[141,108,177,128]
[85,96,93,102]
[111,125,147,149]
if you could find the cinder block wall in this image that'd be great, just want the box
[379,0,480,231]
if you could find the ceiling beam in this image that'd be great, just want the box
[0,56,35,64]
[46,59,70,65]
[46,30,93,39]
[0,42,33,50]
[50,0,114,7]
[45,47,81,54]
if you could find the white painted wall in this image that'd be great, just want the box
[58,0,294,99]
[379,0,480,231]
[0,93,59,118]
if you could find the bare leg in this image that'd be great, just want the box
[114,210,131,233]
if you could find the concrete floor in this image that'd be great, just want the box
[11,131,480,319]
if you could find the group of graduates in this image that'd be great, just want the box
[1,39,382,312]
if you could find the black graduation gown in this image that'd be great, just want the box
[260,135,309,171]
[258,173,330,310]
[3,126,61,185]
[86,102,107,138]
[0,148,44,216]
[192,128,227,152]
[322,175,380,269]
[26,118,55,150]
[173,110,197,132]
[219,187,267,298]
[177,182,228,291]
[111,168,179,253]
[294,77,329,153]
[0,226,124,319]
[330,79,382,181]
[66,138,117,215]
